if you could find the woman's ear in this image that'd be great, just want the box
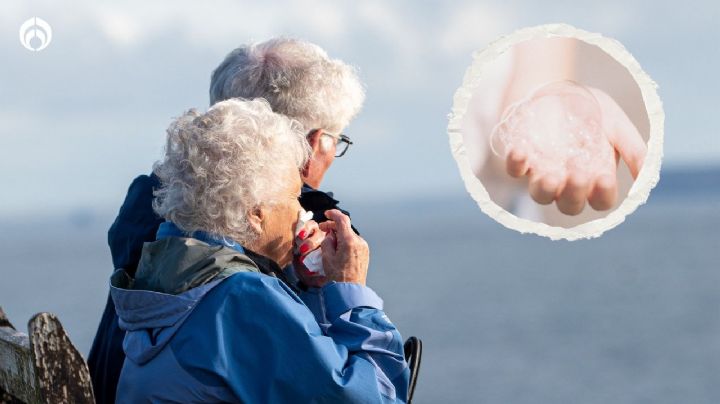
[247,205,266,234]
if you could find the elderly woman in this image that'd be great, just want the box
[110,98,409,403]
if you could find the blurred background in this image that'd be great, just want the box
[1,1,718,403]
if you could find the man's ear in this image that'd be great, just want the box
[302,130,321,179]
[247,205,266,234]
[306,129,323,152]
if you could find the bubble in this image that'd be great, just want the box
[490,80,615,180]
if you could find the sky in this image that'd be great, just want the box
[0,0,718,216]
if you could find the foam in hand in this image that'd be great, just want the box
[490,80,615,180]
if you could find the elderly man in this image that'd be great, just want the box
[88,38,368,403]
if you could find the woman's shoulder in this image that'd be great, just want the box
[180,272,304,339]
[212,271,304,306]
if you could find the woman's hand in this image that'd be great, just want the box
[505,86,647,215]
[318,210,369,286]
[293,219,327,288]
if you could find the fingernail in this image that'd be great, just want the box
[299,244,310,254]
[298,230,306,240]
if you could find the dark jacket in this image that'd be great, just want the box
[88,174,163,404]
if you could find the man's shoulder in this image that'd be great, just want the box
[127,172,160,193]
[299,185,340,208]
[116,173,160,211]
[299,184,359,234]
[108,173,165,271]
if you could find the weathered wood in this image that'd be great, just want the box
[0,307,36,404]
[0,307,95,404]
[28,313,94,404]
[0,308,14,330]
[0,307,21,404]
[0,390,23,404]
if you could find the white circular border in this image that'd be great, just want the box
[448,23,664,241]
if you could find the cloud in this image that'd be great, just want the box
[438,3,513,56]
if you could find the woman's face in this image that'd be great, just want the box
[252,168,303,267]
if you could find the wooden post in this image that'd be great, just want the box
[0,308,14,329]
[0,307,95,404]
[0,307,28,404]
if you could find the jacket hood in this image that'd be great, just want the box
[110,236,258,364]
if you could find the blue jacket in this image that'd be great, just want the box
[110,229,409,403]
[88,174,367,403]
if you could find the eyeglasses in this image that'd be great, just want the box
[309,129,353,157]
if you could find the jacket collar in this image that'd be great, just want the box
[156,221,245,254]
[155,221,299,293]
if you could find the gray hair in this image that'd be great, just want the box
[153,98,311,245]
[209,38,365,134]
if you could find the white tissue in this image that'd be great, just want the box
[301,249,324,276]
[296,209,314,235]
[295,209,325,275]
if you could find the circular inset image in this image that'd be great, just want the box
[448,23,664,240]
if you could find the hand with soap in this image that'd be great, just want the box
[495,81,647,216]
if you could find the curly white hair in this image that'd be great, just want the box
[153,98,311,244]
[209,38,365,134]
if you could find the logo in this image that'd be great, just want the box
[19,17,53,52]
